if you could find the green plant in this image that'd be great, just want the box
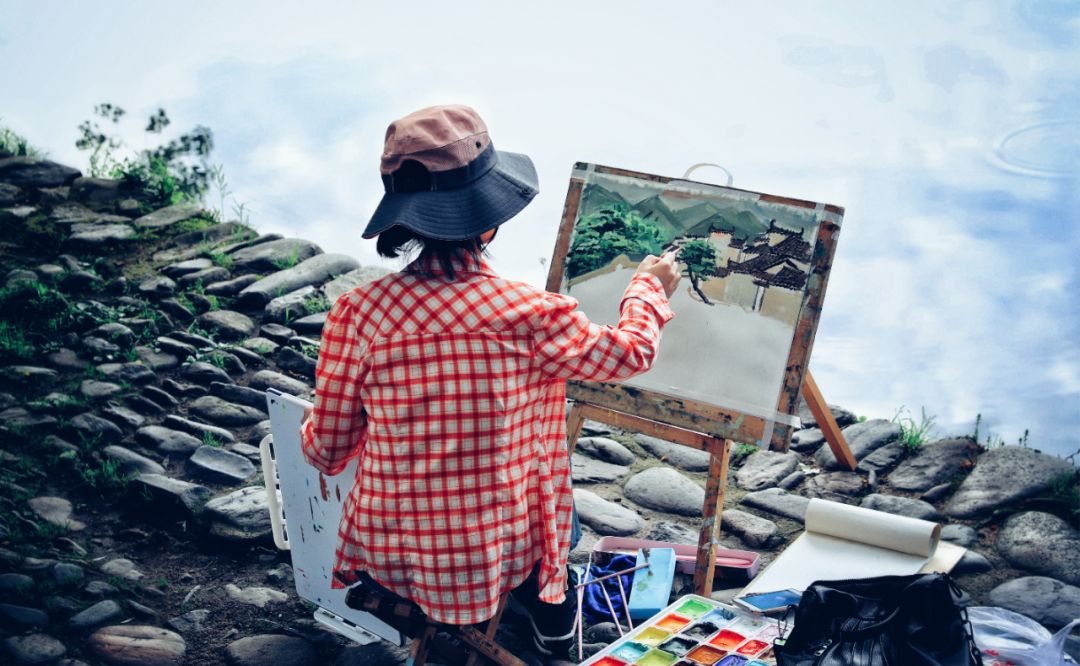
[302,295,330,315]
[202,431,223,448]
[0,321,36,361]
[892,406,936,454]
[154,576,169,589]
[299,342,320,359]
[78,458,130,493]
[174,216,216,234]
[209,250,233,270]
[35,520,71,540]
[0,281,88,362]
[271,248,301,270]
[0,121,44,157]
[730,442,759,465]
[75,103,214,206]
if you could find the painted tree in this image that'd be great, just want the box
[567,204,664,279]
[679,238,722,305]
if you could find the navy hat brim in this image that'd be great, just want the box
[362,150,539,240]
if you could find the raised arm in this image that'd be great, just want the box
[533,255,678,381]
[300,295,369,476]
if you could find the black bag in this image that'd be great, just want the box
[774,573,983,666]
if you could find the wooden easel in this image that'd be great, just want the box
[802,370,857,471]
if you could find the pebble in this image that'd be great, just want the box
[735,450,799,491]
[888,437,982,493]
[85,580,119,598]
[97,361,155,384]
[132,475,211,514]
[187,396,266,426]
[103,445,165,475]
[291,312,326,335]
[162,258,213,278]
[575,436,637,466]
[0,572,33,594]
[204,486,272,540]
[276,347,317,378]
[3,365,59,391]
[814,419,900,470]
[180,361,232,384]
[197,310,256,340]
[624,467,704,516]
[263,286,317,323]
[321,265,392,303]
[860,493,941,521]
[855,441,906,473]
[945,446,1075,519]
[79,379,123,400]
[100,558,143,582]
[996,511,1080,585]
[952,551,993,574]
[3,632,67,664]
[777,470,806,490]
[135,347,180,371]
[135,426,203,455]
[166,609,210,634]
[573,489,644,536]
[940,524,979,549]
[790,427,826,452]
[52,562,85,586]
[230,238,322,272]
[188,445,256,484]
[28,496,86,530]
[224,634,319,666]
[100,405,146,429]
[571,454,630,484]
[69,600,123,630]
[132,202,202,228]
[162,415,236,443]
[87,624,187,666]
[987,576,1080,629]
[720,509,778,547]
[209,382,269,412]
[249,369,311,396]
[259,323,296,343]
[241,337,279,356]
[239,253,360,308]
[138,276,177,297]
[797,400,857,429]
[224,583,288,608]
[739,488,810,522]
[802,471,866,499]
[0,602,50,630]
[634,434,711,472]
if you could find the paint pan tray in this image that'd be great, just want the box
[593,537,760,583]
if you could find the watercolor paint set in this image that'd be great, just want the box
[580,594,791,666]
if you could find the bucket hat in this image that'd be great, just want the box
[362,104,539,240]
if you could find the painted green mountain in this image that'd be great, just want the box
[580,184,628,215]
[686,209,769,241]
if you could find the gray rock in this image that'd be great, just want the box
[50,202,104,225]
[2,365,58,391]
[572,489,644,536]
[180,361,231,384]
[920,483,955,503]
[291,312,326,335]
[334,643,408,666]
[93,322,135,346]
[575,436,637,466]
[0,602,49,630]
[945,446,1074,519]
[47,348,88,371]
[263,286,317,323]
[888,437,982,492]
[166,609,210,634]
[135,347,180,371]
[97,362,155,384]
[249,370,311,397]
[69,600,123,630]
[953,551,993,574]
[136,426,202,454]
[571,454,630,483]
[100,558,142,582]
[224,584,287,608]
[158,299,193,322]
[230,238,322,272]
[790,428,825,452]
[52,562,85,586]
[28,496,85,530]
[162,258,213,278]
[229,443,262,460]
[132,203,202,229]
[803,471,866,499]
[736,451,799,491]
[188,446,256,484]
[87,625,186,666]
[0,157,81,187]
[624,467,704,516]
[210,382,268,412]
[238,253,360,307]
[177,266,230,288]
[721,509,778,547]
[66,223,135,246]
[634,434,711,472]
[0,182,21,206]
[739,487,811,522]
[860,494,940,521]
[259,323,296,343]
[797,400,857,429]
[940,524,978,549]
[0,573,33,594]
[321,266,393,304]
[3,632,67,663]
[157,336,197,359]
[203,486,271,541]
[224,634,318,666]
[82,336,120,355]
[162,415,236,444]
[175,221,257,247]
[988,576,1080,629]
[241,337,279,356]
[815,419,901,469]
[778,470,806,490]
[205,274,259,296]
[187,396,265,426]
[132,474,210,514]
[646,521,700,545]
[80,379,123,399]
[70,176,123,209]
[996,511,1080,585]
[277,347,317,379]
[856,441,907,473]
[197,310,255,340]
[84,580,119,599]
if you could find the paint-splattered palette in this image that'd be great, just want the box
[581,594,790,666]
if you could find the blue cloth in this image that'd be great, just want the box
[580,554,637,625]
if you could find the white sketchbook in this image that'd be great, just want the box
[262,389,404,646]
[741,498,966,596]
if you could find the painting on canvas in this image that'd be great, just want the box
[549,164,843,433]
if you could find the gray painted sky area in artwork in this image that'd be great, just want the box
[1,1,1077,458]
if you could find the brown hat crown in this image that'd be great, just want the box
[380,105,492,176]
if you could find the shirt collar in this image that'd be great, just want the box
[403,253,499,278]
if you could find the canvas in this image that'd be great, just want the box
[547,163,844,446]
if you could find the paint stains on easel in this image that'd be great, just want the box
[319,473,330,501]
[308,496,323,533]
[335,485,341,502]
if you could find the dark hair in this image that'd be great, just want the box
[376,225,493,280]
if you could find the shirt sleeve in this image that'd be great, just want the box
[300,294,369,476]
[533,272,675,381]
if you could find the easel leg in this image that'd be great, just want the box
[409,625,436,666]
[802,370,857,470]
[464,594,509,666]
[693,438,732,596]
[566,402,587,455]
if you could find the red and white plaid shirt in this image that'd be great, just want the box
[300,255,673,624]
